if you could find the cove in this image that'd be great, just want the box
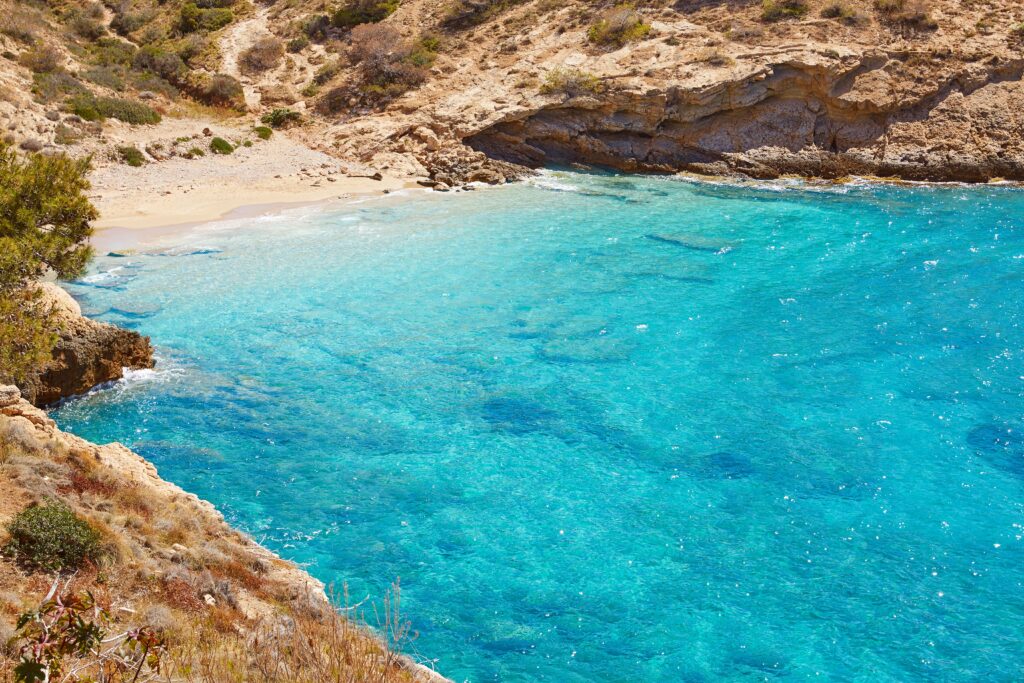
[55,172,1024,681]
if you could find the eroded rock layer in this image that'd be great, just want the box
[465,53,1024,181]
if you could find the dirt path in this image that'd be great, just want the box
[218,7,272,108]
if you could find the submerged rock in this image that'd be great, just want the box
[16,283,154,407]
[647,233,736,253]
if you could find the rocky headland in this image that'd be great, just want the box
[16,283,154,407]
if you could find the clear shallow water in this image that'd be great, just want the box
[55,172,1024,681]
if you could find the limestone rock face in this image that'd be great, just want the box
[16,283,155,407]
[463,55,1024,182]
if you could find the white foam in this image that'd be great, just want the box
[81,266,125,283]
[527,171,582,193]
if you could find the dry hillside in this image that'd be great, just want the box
[2,0,1023,185]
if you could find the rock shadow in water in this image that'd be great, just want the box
[702,451,757,480]
[966,423,1024,475]
[481,396,559,435]
[647,233,737,253]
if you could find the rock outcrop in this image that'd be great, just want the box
[464,52,1024,181]
[16,283,154,407]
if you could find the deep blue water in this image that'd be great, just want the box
[54,172,1024,681]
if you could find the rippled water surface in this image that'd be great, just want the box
[55,173,1024,681]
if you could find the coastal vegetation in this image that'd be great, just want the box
[332,0,401,29]
[540,67,603,96]
[761,0,810,21]
[209,135,234,153]
[587,5,650,46]
[0,143,94,385]
[3,503,102,572]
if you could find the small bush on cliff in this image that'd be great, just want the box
[873,0,936,30]
[3,503,103,571]
[0,143,95,383]
[18,45,62,73]
[443,0,528,29]
[587,5,650,47]
[761,0,808,21]
[254,125,273,139]
[349,24,430,101]
[239,35,284,74]
[821,1,866,24]
[331,0,400,29]
[178,3,234,33]
[0,5,43,44]
[198,73,245,108]
[261,107,301,128]
[540,67,603,97]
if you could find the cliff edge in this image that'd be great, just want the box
[0,382,448,681]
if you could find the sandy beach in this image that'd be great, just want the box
[86,117,424,235]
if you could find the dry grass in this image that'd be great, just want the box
[874,0,937,30]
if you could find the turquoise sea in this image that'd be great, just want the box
[55,172,1024,681]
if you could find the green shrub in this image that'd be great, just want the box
[301,13,331,39]
[261,107,301,128]
[184,146,205,158]
[111,5,155,35]
[19,45,62,73]
[83,65,125,91]
[130,72,179,99]
[31,71,87,103]
[587,5,650,46]
[407,34,440,68]
[174,34,210,64]
[331,0,399,28]
[67,94,161,124]
[89,36,137,66]
[178,3,234,33]
[209,136,233,154]
[254,125,272,140]
[117,145,145,166]
[287,36,310,52]
[821,1,865,23]
[3,503,102,571]
[761,0,808,21]
[540,67,603,96]
[0,145,96,383]
[67,4,107,40]
[133,45,187,83]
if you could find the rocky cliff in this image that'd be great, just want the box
[465,51,1024,181]
[16,283,154,407]
[0,382,448,681]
